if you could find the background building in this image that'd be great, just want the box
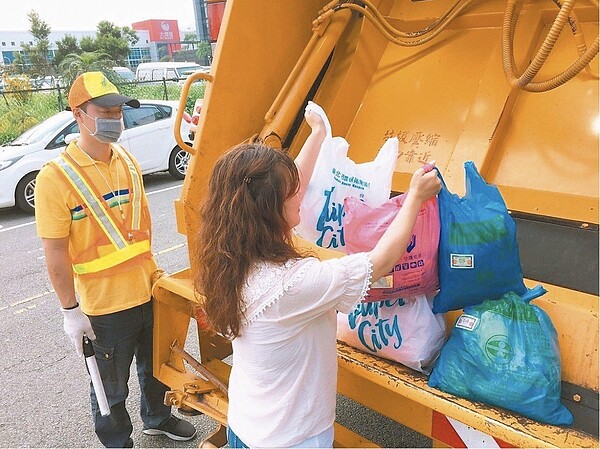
[0,1,226,71]
[132,19,181,61]
[0,29,153,69]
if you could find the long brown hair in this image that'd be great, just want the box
[194,143,304,338]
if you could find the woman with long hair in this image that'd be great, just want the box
[195,108,441,448]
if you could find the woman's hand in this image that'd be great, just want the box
[304,109,326,135]
[295,109,327,199]
[408,161,441,204]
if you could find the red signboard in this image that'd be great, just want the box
[132,19,181,43]
[207,2,226,42]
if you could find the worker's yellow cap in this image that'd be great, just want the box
[68,71,139,110]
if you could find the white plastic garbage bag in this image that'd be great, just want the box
[295,101,398,250]
[337,293,446,374]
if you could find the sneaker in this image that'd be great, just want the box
[143,415,197,441]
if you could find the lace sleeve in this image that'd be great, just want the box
[328,252,373,314]
[242,254,372,325]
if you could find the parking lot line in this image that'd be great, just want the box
[0,220,36,233]
[0,182,182,234]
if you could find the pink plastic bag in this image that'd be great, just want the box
[344,195,440,301]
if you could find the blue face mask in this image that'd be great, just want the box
[79,109,124,143]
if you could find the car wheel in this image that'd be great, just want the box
[15,172,38,214]
[168,146,190,180]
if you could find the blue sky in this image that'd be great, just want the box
[1,0,197,32]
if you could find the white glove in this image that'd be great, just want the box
[61,304,96,357]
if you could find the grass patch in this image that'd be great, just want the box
[0,81,206,146]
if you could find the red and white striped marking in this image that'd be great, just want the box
[432,411,515,448]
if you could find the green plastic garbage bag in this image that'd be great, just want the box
[428,285,573,426]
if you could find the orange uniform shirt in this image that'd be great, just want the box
[35,141,158,316]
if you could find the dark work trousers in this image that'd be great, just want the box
[88,299,171,448]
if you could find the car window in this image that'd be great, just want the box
[46,121,80,150]
[137,69,151,81]
[116,71,135,81]
[11,112,73,146]
[151,69,165,81]
[156,105,173,118]
[123,105,170,129]
[176,66,201,78]
[166,69,178,80]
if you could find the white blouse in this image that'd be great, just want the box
[227,252,372,448]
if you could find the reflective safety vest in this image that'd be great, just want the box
[51,144,152,275]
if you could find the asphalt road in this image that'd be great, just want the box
[0,172,429,448]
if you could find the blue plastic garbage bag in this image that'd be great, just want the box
[428,285,573,426]
[433,161,527,313]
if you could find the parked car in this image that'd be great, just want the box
[30,76,56,89]
[135,62,203,82]
[112,66,136,82]
[0,100,192,214]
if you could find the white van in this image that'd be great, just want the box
[135,62,204,82]
[113,66,136,82]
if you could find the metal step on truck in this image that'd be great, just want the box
[152,0,599,447]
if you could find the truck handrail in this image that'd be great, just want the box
[174,71,214,156]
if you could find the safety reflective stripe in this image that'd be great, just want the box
[72,240,150,274]
[112,144,142,231]
[54,156,127,249]
[431,411,515,448]
[52,149,152,275]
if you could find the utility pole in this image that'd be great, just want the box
[192,0,210,43]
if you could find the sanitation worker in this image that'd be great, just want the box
[35,71,196,448]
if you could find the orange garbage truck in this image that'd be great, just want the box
[152,0,599,446]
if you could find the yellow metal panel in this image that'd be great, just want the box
[168,0,599,446]
[344,26,503,175]
[338,359,433,437]
[525,280,599,391]
[337,342,598,448]
[180,0,325,257]
[488,14,599,222]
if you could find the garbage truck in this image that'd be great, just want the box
[152,0,599,446]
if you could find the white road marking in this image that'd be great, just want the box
[154,243,186,256]
[1,181,185,316]
[2,240,187,316]
[10,290,55,307]
[0,220,36,233]
[0,182,182,234]
[146,183,183,196]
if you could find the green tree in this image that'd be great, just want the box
[53,34,80,68]
[196,41,212,63]
[95,21,139,64]
[10,52,28,75]
[80,35,97,53]
[158,45,171,61]
[21,11,51,77]
[58,51,115,88]
[74,22,138,64]
[3,74,32,105]
[182,32,198,49]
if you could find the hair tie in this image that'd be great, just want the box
[243,176,252,184]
